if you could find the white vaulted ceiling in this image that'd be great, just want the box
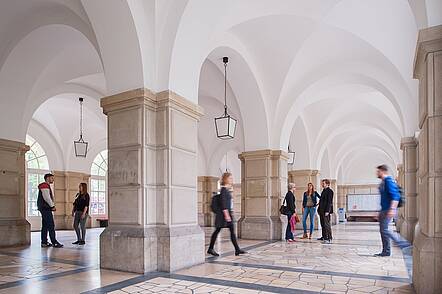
[0,0,440,183]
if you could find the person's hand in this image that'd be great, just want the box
[52,207,56,212]
[81,213,86,220]
[225,216,232,223]
[387,208,396,218]
[325,212,329,216]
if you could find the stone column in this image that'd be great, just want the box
[288,170,319,229]
[0,139,30,247]
[99,88,204,273]
[53,171,91,229]
[197,176,218,227]
[413,25,442,293]
[395,164,405,233]
[330,179,338,224]
[399,138,418,242]
[238,150,288,240]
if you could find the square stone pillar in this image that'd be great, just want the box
[53,171,90,230]
[413,24,442,293]
[330,179,338,224]
[238,150,288,240]
[197,176,218,227]
[99,88,205,273]
[399,137,418,242]
[288,170,320,229]
[0,139,30,247]
[395,164,405,233]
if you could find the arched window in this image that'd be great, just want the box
[25,135,50,216]
[90,150,107,215]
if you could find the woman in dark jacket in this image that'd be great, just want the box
[72,183,90,245]
[207,172,246,257]
[284,183,296,242]
[301,182,320,239]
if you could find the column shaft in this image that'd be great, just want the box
[197,176,218,227]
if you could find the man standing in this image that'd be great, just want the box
[375,165,409,256]
[318,179,333,243]
[38,173,63,248]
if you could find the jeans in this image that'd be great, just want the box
[319,211,332,240]
[73,211,88,242]
[285,213,294,240]
[302,207,316,234]
[379,210,410,254]
[209,222,240,252]
[40,210,58,244]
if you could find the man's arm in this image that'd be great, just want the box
[387,178,400,217]
[41,188,55,208]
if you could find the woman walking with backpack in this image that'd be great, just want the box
[207,172,246,257]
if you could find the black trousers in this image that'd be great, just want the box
[40,210,58,244]
[319,212,332,240]
[209,222,240,252]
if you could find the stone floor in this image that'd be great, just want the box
[0,222,414,293]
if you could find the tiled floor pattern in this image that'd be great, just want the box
[0,222,414,293]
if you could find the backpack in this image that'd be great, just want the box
[397,185,405,208]
[211,193,221,213]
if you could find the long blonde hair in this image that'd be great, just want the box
[221,172,232,186]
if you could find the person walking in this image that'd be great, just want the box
[317,179,333,243]
[72,183,90,245]
[301,183,320,239]
[284,183,297,242]
[207,172,246,257]
[37,173,63,248]
[375,165,410,256]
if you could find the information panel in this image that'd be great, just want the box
[347,194,381,211]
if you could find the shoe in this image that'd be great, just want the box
[79,241,85,245]
[53,243,64,248]
[308,233,312,240]
[301,233,308,239]
[317,237,324,241]
[322,239,331,244]
[374,252,391,257]
[72,241,80,245]
[235,249,247,256]
[41,242,52,248]
[207,249,219,256]
[286,239,295,243]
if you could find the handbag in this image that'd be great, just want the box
[294,214,300,223]
[280,197,290,215]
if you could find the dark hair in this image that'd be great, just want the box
[377,165,389,172]
[44,173,54,181]
[322,179,330,185]
[79,182,88,194]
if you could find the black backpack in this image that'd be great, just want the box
[211,193,221,213]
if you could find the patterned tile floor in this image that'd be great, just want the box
[0,222,414,294]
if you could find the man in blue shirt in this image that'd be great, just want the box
[375,165,409,256]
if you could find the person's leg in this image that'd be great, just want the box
[379,211,391,255]
[41,212,48,244]
[73,212,81,241]
[286,214,294,240]
[309,207,316,235]
[323,214,331,240]
[227,222,240,251]
[208,227,222,250]
[46,211,58,245]
[319,212,325,238]
[80,214,88,242]
[302,209,308,234]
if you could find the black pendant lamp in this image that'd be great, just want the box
[74,97,88,157]
[214,57,237,139]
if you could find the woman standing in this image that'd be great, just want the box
[301,183,320,239]
[207,172,246,257]
[284,183,296,242]
[72,183,90,245]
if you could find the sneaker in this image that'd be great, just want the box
[79,241,85,245]
[207,249,219,256]
[53,243,64,248]
[374,252,391,257]
[317,237,324,241]
[41,242,52,248]
[72,241,80,245]
[322,239,331,244]
[235,249,247,256]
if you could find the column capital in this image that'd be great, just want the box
[414,24,442,79]
[238,149,288,161]
[101,88,204,120]
[288,169,319,177]
[0,138,29,153]
[400,136,418,150]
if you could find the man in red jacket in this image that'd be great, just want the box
[38,173,63,248]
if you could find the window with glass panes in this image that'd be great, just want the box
[90,150,107,215]
[25,135,50,216]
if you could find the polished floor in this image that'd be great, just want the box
[0,222,414,293]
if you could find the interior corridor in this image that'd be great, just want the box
[0,223,413,294]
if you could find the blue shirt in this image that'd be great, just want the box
[379,176,401,211]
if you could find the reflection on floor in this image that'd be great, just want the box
[0,222,414,293]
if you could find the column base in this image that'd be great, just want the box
[0,219,30,247]
[238,216,282,240]
[100,224,204,273]
[400,218,417,243]
[413,226,442,293]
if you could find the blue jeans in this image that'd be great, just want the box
[379,210,409,254]
[285,213,294,240]
[302,207,316,234]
